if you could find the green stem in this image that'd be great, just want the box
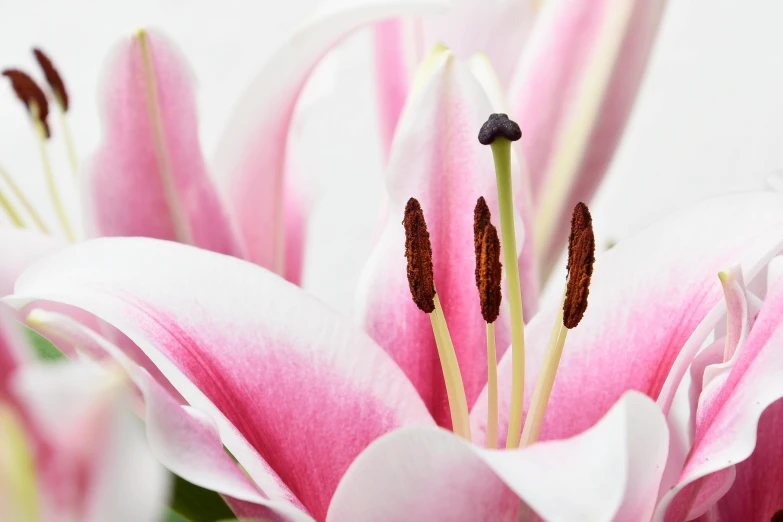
[490,138,526,448]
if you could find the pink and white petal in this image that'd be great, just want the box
[374,20,412,158]
[327,391,667,522]
[26,308,312,522]
[210,0,447,280]
[84,29,243,257]
[7,237,433,520]
[702,400,783,521]
[418,0,537,87]
[372,0,537,153]
[11,360,171,522]
[471,192,783,448]
[700,267,760,390]
[509,0,668,276]
[0,227,66,296]
[355,45,532,428]
[657,276,783,520]
[0,304,28,399]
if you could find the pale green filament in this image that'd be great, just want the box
[32,104,74,241]
[490,138,526,449]
[57,104,79,177]
[0,164,50,234]
[485,321,499,449]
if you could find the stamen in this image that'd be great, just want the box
[136,29,194,246]
[403,198,436,313]
[3,70,74,240]
[771,510,783,522]
[403,198,471,440]
[567,202,592,274]
[32,49,68,111]
[2,69,51,138]
[474,197,502,448]
[521,202,595,447]
[33,48,78,176]
[479,113,526,449]
[0,164,51,233]
[563,222,595,329]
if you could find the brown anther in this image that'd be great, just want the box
[567,202,592,275]
[403,198,436,313]
[476,220,502,323]
[33,48,69,112]
[563,223,595,329]
[772,511,783,522]
[2,69,51,138]
[473,197,491,267]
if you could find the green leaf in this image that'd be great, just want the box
[165,510,191,522]
[168,475,235,522]
[23,326,64,361]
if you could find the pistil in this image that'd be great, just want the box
[403,198,471,440]
[478,113,526,448]
[521,202,594,447]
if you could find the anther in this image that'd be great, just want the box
[403,198,436,313]
[563,205,595,329]
[33,49,68,112]
[478,113,522,145]
[2,69,51,138]
[771,510,783,522]
[567,202,592,275]
[474,198,502,323]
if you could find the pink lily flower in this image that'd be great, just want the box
[0,304,169,522]
[374,0,669,278]
[7,185,783,520]
[0,0,447,286]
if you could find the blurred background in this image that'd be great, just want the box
[2,0,783,315]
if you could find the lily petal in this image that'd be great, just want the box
[700,400,783,521]
[657,275,783,520]
[211,0,447,281]
[327,391,667,522]
[471,192,783,447]
[0,228,66,295]
[26,311,264,500]
[356,45,534,428]
[7,237,433,520]
[11,360,170,522]
[510,0,667,276]
[372,0,536,153]
[84,29,243,257]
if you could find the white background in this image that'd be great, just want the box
[1,0,783,316]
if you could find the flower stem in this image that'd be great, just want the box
[490,137,526,449]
